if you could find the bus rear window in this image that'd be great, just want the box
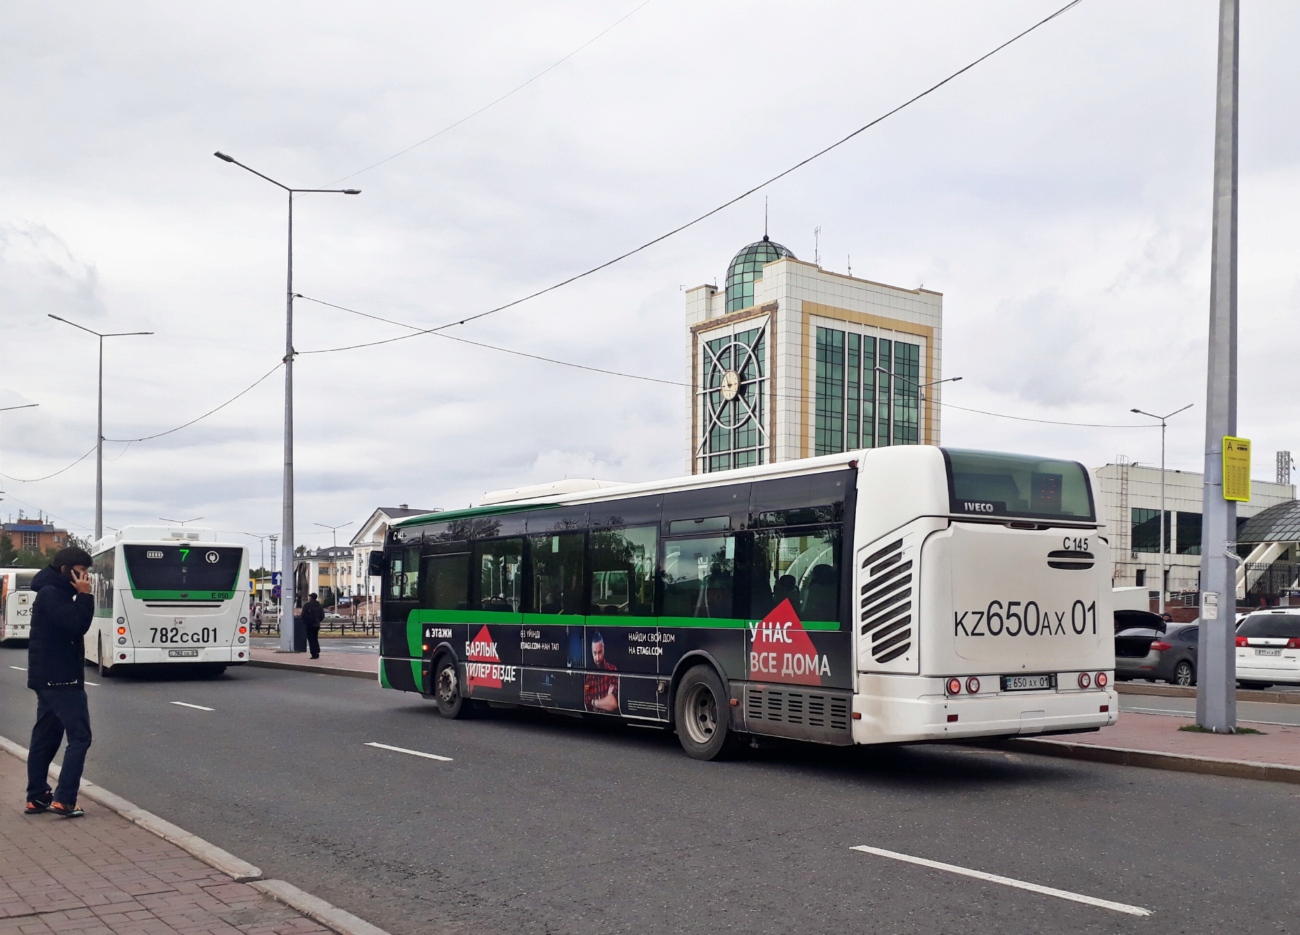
[123,545,242,593]
[943,449,1094,521]
[1237,614,1300,640]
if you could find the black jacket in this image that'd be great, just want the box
[27,566,94,690]
[301,599,325,629]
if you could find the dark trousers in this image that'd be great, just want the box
[27,687,92,805]
[306,626,320,658]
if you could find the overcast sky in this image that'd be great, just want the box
[2,0,1297,553]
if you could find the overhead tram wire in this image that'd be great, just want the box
[328,0,655,186]
[2,362,284,488]
[299,0,1086,359]
[298,295,1148,429]
[297,295,681,386]
[0,444,97,484]
[104,361,284,443]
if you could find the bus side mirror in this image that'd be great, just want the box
[368,552,387,577]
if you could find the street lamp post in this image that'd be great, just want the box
[159,516,204,527]
[314,522,353,625]
[215,151,360,652]
[1131,405,1194,614]
[48,315,153,541]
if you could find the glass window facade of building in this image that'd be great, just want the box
[724,238,795,313]
[699,325,768,472]
[814,326,921,456]
[1131,508,1170,553]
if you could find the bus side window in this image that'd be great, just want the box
[662,535,735,619]
[420,554,469,610]
[529,532,584,615]
[473,539,523,613]
[750,528,841,623]
[388,547,421,601]
[588,526,656,617]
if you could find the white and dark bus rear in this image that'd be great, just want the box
[89,525,250,675]
[0,569,39,644]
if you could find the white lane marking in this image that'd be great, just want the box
[84,680,99,686]
[850,845,1152,917]
[10,666,27,671]
[364,742,452,762]
[170,701,215,711]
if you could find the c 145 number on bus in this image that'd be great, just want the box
[954,600,1098,638]
[148,627,217,644]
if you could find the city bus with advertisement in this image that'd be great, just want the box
[0,568,40,644]
[88,526,251,676]
[373,446,1118,760]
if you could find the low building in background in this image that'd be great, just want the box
[1095,462,1296,604]
[1,514,70,557]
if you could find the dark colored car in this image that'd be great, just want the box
[1114,610,1198,686]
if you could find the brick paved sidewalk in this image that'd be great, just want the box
[1064,711,1300,767]
[0,752,331,935]
[247,649,373,679]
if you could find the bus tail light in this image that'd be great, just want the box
[239,626,247,634]
[1236,635,1249,647]
[117,626,126,635]
[118,654,126,660]
[946,678,962,695]
[965,677,980,694]
[1095,672,1108,688]
[1077,672,1091,689]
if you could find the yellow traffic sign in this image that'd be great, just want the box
[1223,436,1251,502]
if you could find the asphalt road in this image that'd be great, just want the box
[1,645,1296,935]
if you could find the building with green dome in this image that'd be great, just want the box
[685,237,944,474]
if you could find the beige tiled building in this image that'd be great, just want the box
[685,237,942,474]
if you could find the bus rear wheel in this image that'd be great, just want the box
[433,656,470,719]
[674,665,740,761]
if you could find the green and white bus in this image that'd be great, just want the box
[375,447,1117,759]
[88,525,251,676]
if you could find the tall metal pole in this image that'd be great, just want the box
[1197,0,1239,733]
[281,192,296,652]
[96,335,104,542]
[1159,419,1166,614]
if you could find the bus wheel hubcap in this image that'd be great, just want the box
[438,667,458,703]
[684,684,718,745]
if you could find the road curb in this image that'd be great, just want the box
[248,658,375,680]
[0,734,395,935]
[1116,683,1300,705]
[0,734,263,882]
[1007,737,1300,785]
[252,880,392,935]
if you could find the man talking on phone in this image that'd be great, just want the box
[24,546,95,818]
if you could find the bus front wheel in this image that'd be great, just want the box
[674,665,740,761]
[433,656,470,719]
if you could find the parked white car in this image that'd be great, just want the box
[1235,610,1300,688]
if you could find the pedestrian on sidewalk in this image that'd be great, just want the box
[24,546,95,818]
[302,592,324,659]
